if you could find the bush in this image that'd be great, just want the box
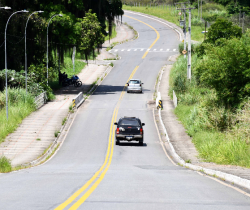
[191,17,203,27]
[0,156,12,173]
[194,36,250,107]
[202,3,225,11]
[203,10,228,22]
[206,18,242,44]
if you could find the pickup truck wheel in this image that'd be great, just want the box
[139,139,143,146]
[116,140,120,145]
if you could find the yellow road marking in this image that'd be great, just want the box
[124,15,160,59]
[69,107,119,210]
[55,15,160,210]
[54,107,116,210]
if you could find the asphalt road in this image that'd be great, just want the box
[1,11,250,210]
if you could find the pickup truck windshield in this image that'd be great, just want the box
[120,119,140,126]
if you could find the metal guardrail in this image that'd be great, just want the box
[173,90,177,108]
[35,92,47,109]
[72,92,85,109]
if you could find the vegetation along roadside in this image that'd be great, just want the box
[169,18,250,168]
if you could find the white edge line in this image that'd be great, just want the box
[156,55,250,192]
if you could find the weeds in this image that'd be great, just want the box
[69,104,74,113]
[54,130,60,138]
[62,117,67,125]
[0,156,12,173]
[110,62,114,67]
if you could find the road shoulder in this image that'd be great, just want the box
[154,54,250,193]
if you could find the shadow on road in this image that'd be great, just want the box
[54,84,150,96]
[118,142,147,147]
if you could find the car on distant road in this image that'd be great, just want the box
[114,117,145,145]
[127,79,143,93]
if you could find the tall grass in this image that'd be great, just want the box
[0,88,36,144]
[170,54,250,168]
[61,57,87,78]
[105,21,117,41]
[49,54,87,90]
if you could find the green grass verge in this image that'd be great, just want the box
[170,55,250,168]
[0,88,36,144]
[123,5,207,42]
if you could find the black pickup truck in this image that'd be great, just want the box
[114,117,145,145]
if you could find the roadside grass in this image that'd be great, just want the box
[61,57,86,78]
[123,4,226,42]
[0,88,36,144]
[0,156,12,173]
[170,55,250,168]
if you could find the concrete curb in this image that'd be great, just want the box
[156,55,250,191]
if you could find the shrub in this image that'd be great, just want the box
[0,156,12,173]
[194,36,250,107]
[202,3,225,11]
[191,17,203,27]
[206,18,242,44]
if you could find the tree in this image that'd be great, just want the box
[0,0,123,74]
[206,18,242,44]
[194,32,250,107]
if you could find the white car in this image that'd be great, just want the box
[127,79,143,93]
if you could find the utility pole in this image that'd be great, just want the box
[175,2,190,59]
[201,0,202,20]
[177,6,195,80]
[242,12,245,33]
[239,9,241,27]
[198,0,199,18]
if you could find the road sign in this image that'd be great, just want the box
[182,50,187,55]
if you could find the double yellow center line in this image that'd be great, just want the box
[55,15,160,210]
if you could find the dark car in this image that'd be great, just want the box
[114,117,145,145]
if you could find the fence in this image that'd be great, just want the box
[35,92,47,109]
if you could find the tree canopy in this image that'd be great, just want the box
[0,0,123,72]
